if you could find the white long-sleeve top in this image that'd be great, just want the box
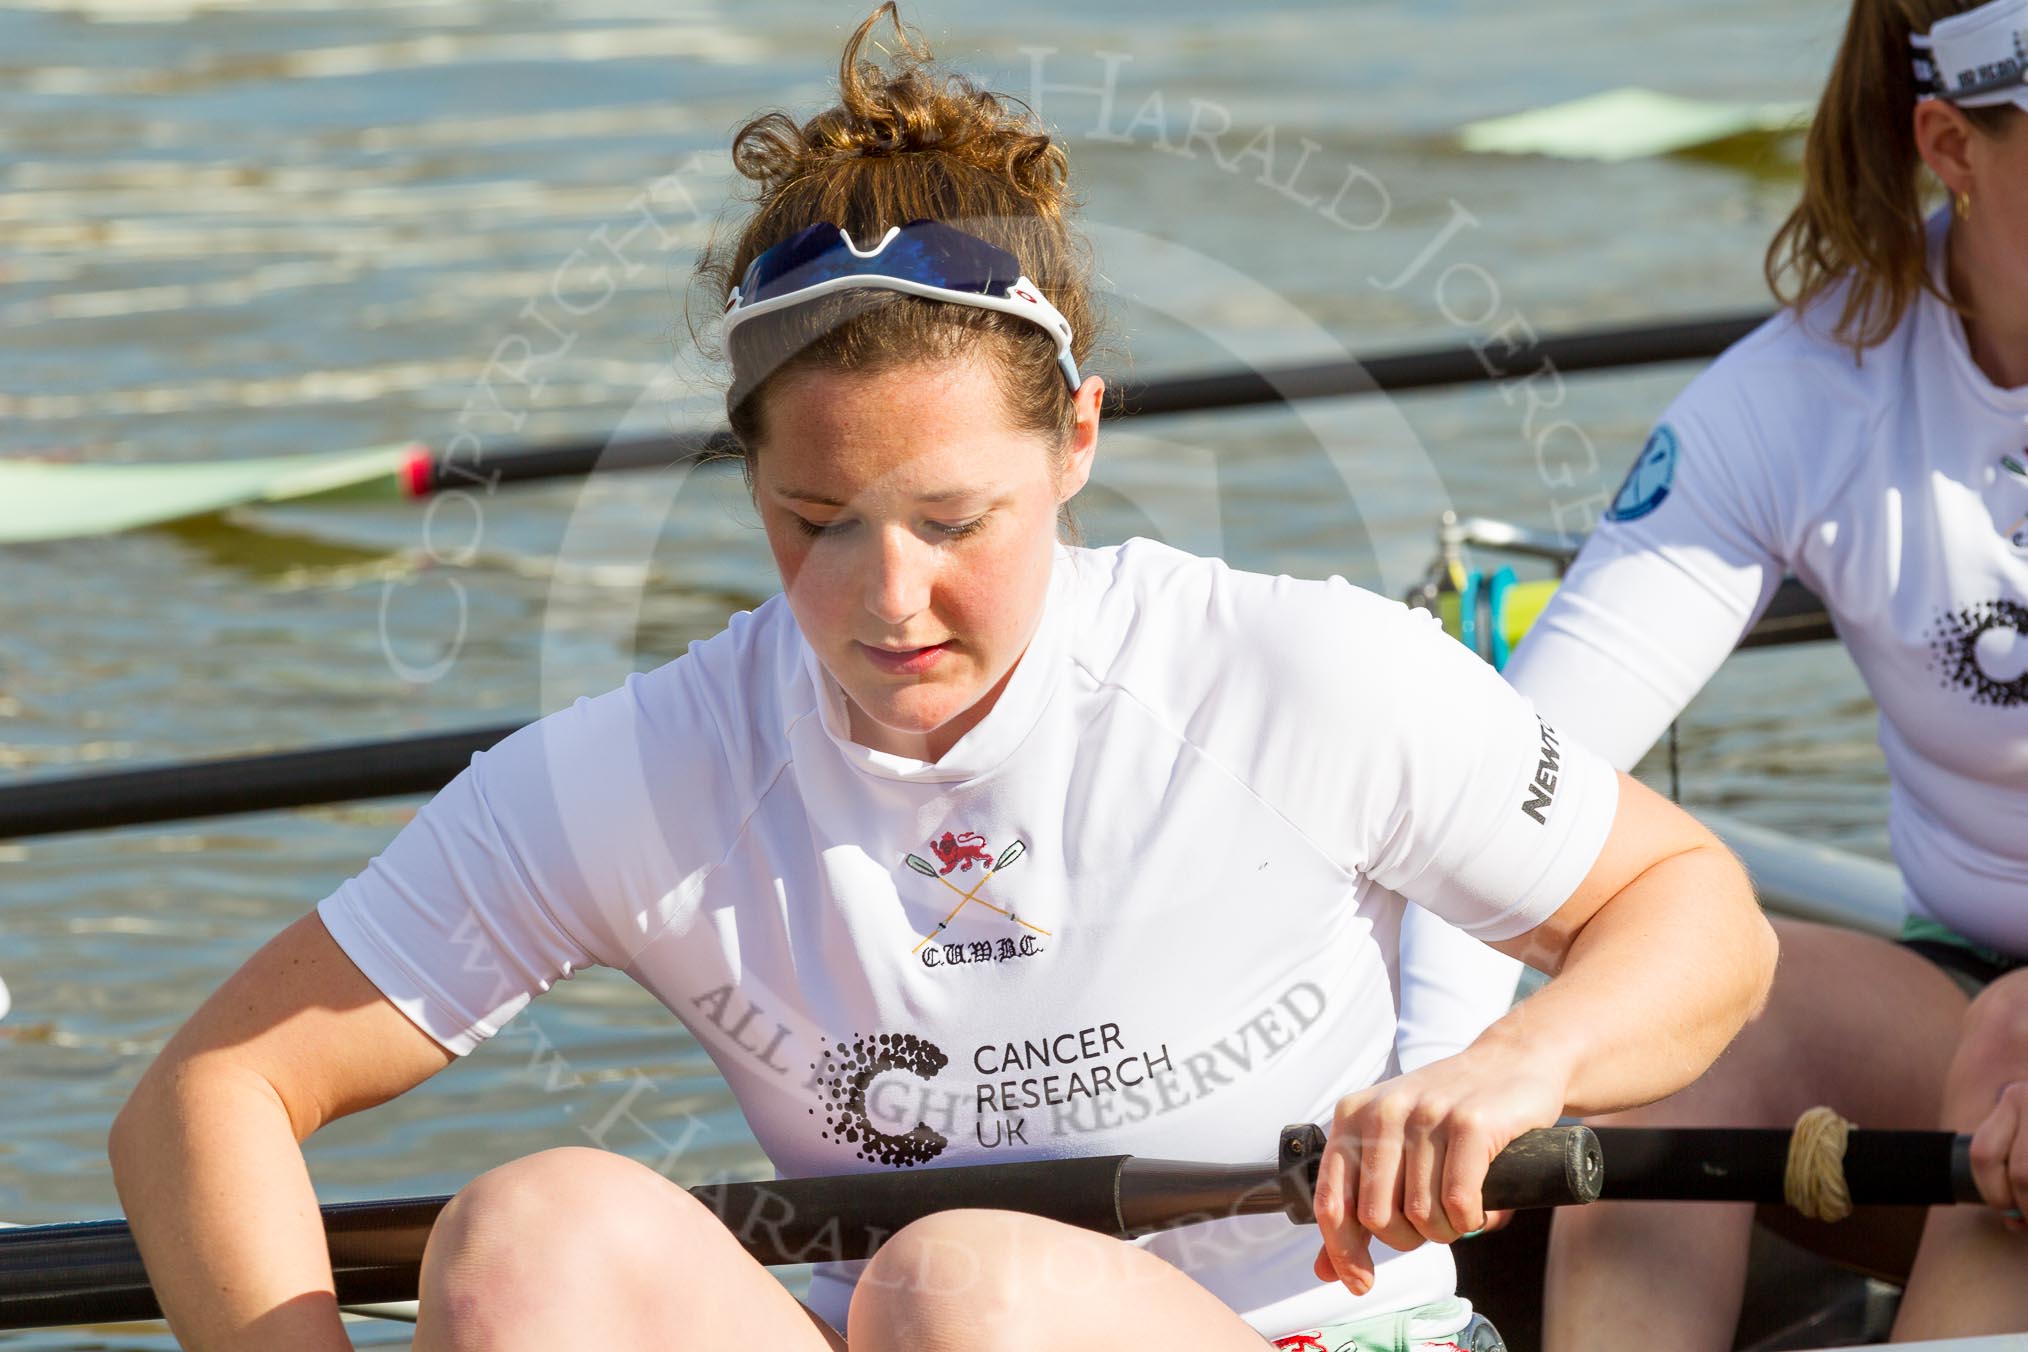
[1504,212,2028,956]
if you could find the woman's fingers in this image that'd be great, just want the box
[1436,1113,1492,1239]
[1351,1097,1422,1256]
[2010,1084,2028,1232]
[1312,1131,1377,1295]
[1400,1111,1460,1245]
[1318,1064,1562,1291]
[1968,1083,2024,1224]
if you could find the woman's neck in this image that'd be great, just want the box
[1947,223,2028,391]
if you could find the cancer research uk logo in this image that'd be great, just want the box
[1929,597,2028,709]
[901,830,1049,967]
[809,1020,1191,1164]
[1605,424,1679,524]
[1925,454,2028,709]
[810,1032,954,1167]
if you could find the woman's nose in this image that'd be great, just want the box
[863,528,932,625]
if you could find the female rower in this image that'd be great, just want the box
[108,9,1773,1350]
[1513,0,2028,1344]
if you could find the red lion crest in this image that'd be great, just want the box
[929,831,994,875]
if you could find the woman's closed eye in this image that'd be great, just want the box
[790,514,987,540]
[792,514,851,538]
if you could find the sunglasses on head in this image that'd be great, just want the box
[722,219,1082,392]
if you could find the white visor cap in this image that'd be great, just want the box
[1914,0,2028,110]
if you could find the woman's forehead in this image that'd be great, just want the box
[764,356,997,430]
[754,361,1057,498]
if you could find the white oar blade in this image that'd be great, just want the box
[1457,87,1810,162]
[0,443,424,543]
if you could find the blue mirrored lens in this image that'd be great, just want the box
[738,219,1022,304]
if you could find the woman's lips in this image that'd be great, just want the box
[859,641,951,675]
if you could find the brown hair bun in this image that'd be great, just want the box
[695,4,1099,456]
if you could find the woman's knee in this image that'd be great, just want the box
[420,1148,716,1325]
[849,1210,1049,1351]
[1947,971,2028,1107]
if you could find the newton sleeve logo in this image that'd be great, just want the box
[1520,718,1562,825]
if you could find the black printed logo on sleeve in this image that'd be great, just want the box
[810,1033,951,1168]
[1521,718,1562,825]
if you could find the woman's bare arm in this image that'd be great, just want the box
[1483,769,1777,1113]
[109,912,455,1351]
[1312,771,1777,1294]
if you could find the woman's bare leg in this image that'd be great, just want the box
[411,1147,846,1352]
[846,1208,1272,1352]
[1543,920,1967,1352]
[1894,967,2028,1339]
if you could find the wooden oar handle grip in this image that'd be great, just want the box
[1276,1123,1604,1224]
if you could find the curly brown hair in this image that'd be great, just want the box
[694,4,1100,462]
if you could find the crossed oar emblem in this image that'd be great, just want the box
[903,840,1050,955]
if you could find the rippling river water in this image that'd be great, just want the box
[0,1,1875,1345]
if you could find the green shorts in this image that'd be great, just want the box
[1269,1296,1504,1352]
[1896,914,2028,998]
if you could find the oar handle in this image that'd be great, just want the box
[1272,1123,1604,1224]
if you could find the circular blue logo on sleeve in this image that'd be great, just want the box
[1605,424,1678,523]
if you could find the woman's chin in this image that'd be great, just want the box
[845,686,982,750]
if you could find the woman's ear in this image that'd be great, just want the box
[1914,97,1977,199]
[1058,374,1103,502]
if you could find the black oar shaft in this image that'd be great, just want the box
[1591,1126,1980,1206]
[0,724,521,840]
[696,1154,1133,1266]
[422,429,735,494]
[0,1194,450,1331]
[413,312,1773,494]
[1114,312,1768,418]
[0,1126,1599,1332]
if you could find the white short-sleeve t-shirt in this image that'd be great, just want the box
[1503,212,2028,956]
[320,538,1618,1335]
